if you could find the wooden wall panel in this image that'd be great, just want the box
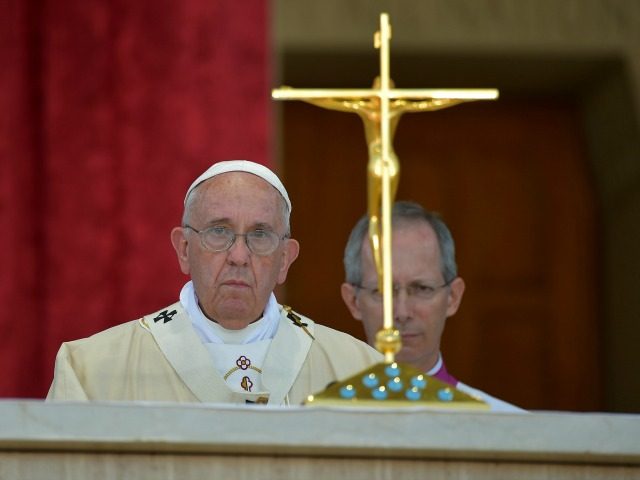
[279,99,600,411]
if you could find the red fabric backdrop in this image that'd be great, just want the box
[0,0,270,398]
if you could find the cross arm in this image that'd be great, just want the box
[272,87,498,101]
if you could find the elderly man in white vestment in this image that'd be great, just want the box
[341,201,524,412]
[47,160,382,405]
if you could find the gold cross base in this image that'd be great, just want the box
[305,361,489,409]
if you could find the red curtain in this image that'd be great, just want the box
[0,0,270,398]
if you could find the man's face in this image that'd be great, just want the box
[341,221,464,371]
[171,172,299,329]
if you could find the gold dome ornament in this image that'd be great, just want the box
[305,361,488,409]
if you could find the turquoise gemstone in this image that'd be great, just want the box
[405,387,421,401]
[362,373,379,388]
[387,377,403,392]
[410,375,427,389]
[339,385,356,399]
[437,388,454,402]
[384,363,401,377]
[372,387,388,400]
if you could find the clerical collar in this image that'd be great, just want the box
[426,352,459,387]
[179,281,280,345]
[426,353,444,376]
[206,314,268,344]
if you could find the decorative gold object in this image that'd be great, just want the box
[307,361,488,409]
[273,13,497,408]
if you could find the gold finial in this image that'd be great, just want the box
[375,327,401,363]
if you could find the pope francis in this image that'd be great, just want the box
[47,160,382,405]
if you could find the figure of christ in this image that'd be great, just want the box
[299,77,466,284]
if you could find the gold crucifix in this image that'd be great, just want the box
[273,13,498,365]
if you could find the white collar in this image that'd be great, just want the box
[179,281,280,345]
[426,352,444,376]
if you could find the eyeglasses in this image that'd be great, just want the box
[354,280,452,303]
[183,225,287,256]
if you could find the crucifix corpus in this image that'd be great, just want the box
[273,13,498,407]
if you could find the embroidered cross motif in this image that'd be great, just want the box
[236,356,251,370]
[153,309,177,324]
[283,305,315,340]
[241,376,253,392]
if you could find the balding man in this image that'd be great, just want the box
[48,160,381,405]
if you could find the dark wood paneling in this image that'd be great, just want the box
[278,99,600,411]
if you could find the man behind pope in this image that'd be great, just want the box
[340,201,523,412]
[47,160,381,405]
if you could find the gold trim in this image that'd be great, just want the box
[223,365,262,381]
[283,305,315,340]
